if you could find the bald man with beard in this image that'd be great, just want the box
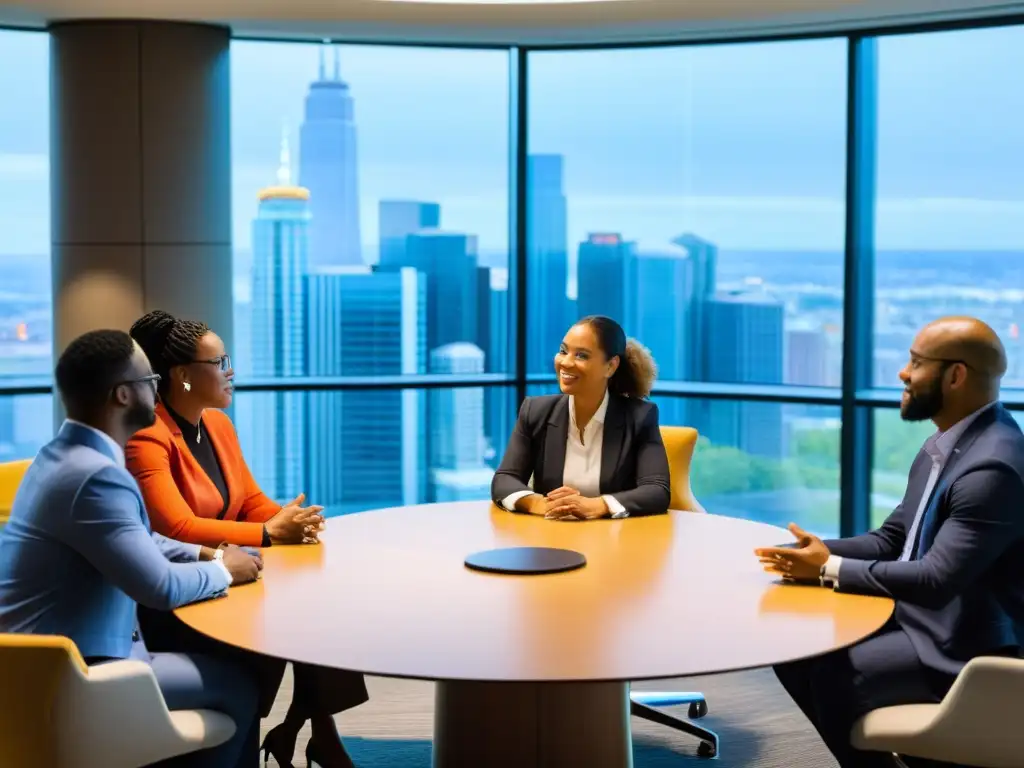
[756,317,1024,768]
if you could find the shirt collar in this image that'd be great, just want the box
[569,389,610,432]
[64,419,126,468]
[164,401,202,440]
[925,401,997,463]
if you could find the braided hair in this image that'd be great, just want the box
[129,310,209,395]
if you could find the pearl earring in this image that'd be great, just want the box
[183,382,191,392]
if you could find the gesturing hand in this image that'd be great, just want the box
[544,494,609,521]
[266,493,325,545]
[754,523,830,582]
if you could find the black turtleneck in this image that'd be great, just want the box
[165,403,230,520]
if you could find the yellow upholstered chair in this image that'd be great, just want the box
[0,633,236,768]
[629,425,717,758]
[659,425,706,513]
[0,458,32,529]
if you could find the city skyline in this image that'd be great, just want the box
[4,26,1024,537]
[228,47,840,519]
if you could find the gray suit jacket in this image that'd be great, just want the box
[491,394,671,516]
[827,404,1024,675]
[0,421,230,660]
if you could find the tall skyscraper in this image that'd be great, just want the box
[298,45,361,268]
[699,290,785,458]
[785,324,830,420]
[629,242,696,380]
[628,241,696,426]
[527,154,570,373]
[306,267,427,512]
[430,343,492,502]
[372,224,484,492]
[673,233,718,381]
[402,230,481,360]
[786,326,828,387]
[485,268,510,463]
[476,265,496,371]
[576,233,635,322]
[248,131,309,501]
[379,200,441,269]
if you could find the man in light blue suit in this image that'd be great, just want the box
[0,329,264,768]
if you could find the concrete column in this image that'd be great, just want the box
[49,20,233,364]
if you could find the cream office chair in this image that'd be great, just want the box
[0,458,31,530]
[0,633,236,768]
[628,426,718,758]
[851,656,1024,767]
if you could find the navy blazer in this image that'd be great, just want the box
[0,422,230,660]
[828,404,1024,675]
[491,394,671,516]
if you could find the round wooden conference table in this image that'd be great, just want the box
[175,501,894,768]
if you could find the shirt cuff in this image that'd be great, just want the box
[212,558,233,585]
[822,555,842,589]
[603,494,628,519]
[189,543,202,562]
[502,490,535,512]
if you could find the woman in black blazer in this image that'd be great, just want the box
[492,315,671,519]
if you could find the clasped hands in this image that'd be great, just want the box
[753,522,831,582]
[533,486,609,521]
[266,492,325,545]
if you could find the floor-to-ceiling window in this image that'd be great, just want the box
[527,39,847,535]
[0,29,51,463]
[868,24,1024,526]
[229,41,515,513]
[5,21,1024,533]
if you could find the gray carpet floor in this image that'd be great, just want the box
[260,668,838,767]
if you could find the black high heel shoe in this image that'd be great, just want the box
[260,723,298,767]
[304,734,354,768]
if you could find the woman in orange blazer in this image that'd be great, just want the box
[126,310,366,768]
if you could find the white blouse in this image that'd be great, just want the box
[500,390,629,518]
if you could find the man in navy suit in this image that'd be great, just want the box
[756,316,1024,768]
[0,329,264,768]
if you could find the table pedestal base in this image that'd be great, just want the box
[433,680,632,768]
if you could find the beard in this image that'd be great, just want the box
[126,398,157,432]
[901,379,944,422]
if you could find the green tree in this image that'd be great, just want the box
[872,409,932,473]
[688,437,844,531]
[690,438,829,496]
[792,428,840,465]
[691,440,761,496]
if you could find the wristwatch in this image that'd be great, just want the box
[819,563,834,588]
[213,548,224,562]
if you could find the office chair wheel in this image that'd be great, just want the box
[697,740,717,758]
[688,700,708,719]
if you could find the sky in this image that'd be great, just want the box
[2,24,1024,259]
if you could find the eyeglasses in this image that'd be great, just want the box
[113,373,161,391]
[190,355,231,372]
[909,354,973,370]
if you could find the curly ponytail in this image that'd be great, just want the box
[618,338,658,399]
[577,315,659,399]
